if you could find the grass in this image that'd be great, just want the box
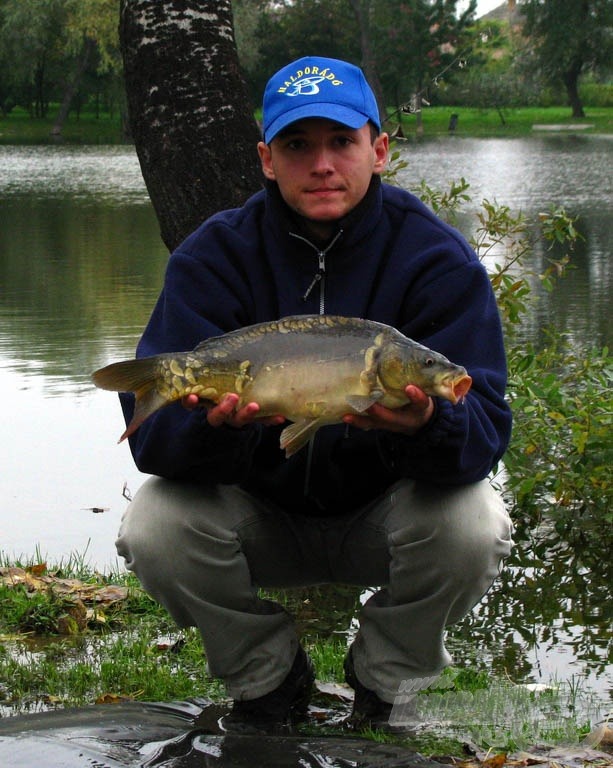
[0,556,606,755]
[0,108,127,144]
[1,105,611,145]
[393,104,613,137]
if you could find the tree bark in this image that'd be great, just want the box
[563,67,585,119]
[120,0,263,251]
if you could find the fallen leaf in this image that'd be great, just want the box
[314,680,354,702]
[96,693,135,705]
[484,754,508,768]
[93,585,129,603]
[25,563,47,577]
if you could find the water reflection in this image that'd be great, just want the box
[397,134,613,348]
[0,196,167,394]
[0,142,611,707]
[0,145,151,203]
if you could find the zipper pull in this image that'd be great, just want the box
[302,251,326,301]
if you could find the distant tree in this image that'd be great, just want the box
[51,0,122,136]
[120,0,262,251]
[372,0,476,134]
[520,0,613,118]
[347,0,387,124]
[232,0,268,87]
[251,0,360,96]
[0,0,67,116]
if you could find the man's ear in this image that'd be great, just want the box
[373,132,389,175]
[257,141,276,180]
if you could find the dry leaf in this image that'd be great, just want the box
[95,693,134,705]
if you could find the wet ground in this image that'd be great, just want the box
[0,698,445,767]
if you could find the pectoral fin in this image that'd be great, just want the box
[345,390,384,413]
[280,418,325,458]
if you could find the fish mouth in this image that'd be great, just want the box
[439,373,473,404]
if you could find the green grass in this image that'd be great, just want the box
[1,105,611,145]
[0,108,126,144]
[394,105,613,137]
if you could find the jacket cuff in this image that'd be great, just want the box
[375,399,460,472]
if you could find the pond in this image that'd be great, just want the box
[0,137,611,713]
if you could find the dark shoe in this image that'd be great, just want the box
[344,647,418,733]
[219,647,314,734]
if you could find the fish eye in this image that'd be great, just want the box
[425,357,434,367]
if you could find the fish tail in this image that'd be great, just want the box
[92,358,172,442]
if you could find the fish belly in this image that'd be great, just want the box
[241,356,367,422]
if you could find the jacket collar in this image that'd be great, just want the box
[264,176,383,253]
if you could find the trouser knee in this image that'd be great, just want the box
[116,477,252,608]
[115,477,187,574]
[387,480,513,592]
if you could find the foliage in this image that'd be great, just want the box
[0,0,67,116]
[519,0,613,118]
[371,0,476,110]
[242,0,361,96]
[433,21,546,114]
[413,178,612,548]
[505,341,611,525]
[0,0,122,120]
[2,0,610,126]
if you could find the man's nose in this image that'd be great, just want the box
[311,145,334,174]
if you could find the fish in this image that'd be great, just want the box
[92,315,472,457]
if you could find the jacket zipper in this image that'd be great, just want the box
[288,229,344,507]
[290,229,343,316]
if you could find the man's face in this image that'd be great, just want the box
[258,118,388,234]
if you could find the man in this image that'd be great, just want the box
[116,56,513,734]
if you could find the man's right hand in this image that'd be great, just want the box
[182,392,285,429]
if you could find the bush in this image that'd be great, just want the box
[414,179,612,542]
[579,81,613,107]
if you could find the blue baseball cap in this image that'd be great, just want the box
[262,56,381,144]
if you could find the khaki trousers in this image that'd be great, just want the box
[116,477,512,702]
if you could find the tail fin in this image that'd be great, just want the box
[92,358,172,442]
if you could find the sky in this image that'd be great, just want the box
[458,0,507,17]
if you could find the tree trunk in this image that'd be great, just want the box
[120,0,263,252]
[563,67,585,119]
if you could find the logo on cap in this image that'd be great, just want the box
[277,66,343,94]
[285,76,326,97]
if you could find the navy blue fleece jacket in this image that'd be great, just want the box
[120,178,511,516]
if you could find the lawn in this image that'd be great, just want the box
[1,105,611,145]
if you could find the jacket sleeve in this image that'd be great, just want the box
[376,251,512,485]
[120,235,263,484]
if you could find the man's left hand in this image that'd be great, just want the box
[342,385,434,435]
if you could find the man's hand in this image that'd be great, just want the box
[342,385,434,435]
[182,393,285,429]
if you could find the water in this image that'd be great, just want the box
[0,139,611,709]
[0,145,167,570]
[397,134,613,347]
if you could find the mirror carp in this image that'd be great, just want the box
[92,315,472,457]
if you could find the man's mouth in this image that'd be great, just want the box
[308,187,342,196]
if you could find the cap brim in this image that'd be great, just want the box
[264,103,370,144]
